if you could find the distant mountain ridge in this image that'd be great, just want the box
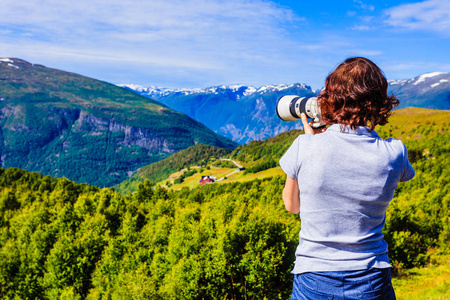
[0,58,237,187]
[123,83,320,98]
[122,72,449,143]
[388,72,450,109]
[120,83,318,143]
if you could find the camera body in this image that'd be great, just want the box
[276,95,326,129]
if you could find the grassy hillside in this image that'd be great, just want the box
[115,128,301,193]
[115,144,232,194]
[392,255,450,300]
[0,58,237,187]
[376,107,449,158]
[117,107,449,194]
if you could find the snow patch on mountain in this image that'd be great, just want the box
[388,79,411,85]
[431,79,449,88]
[0,58,20,69]
[243,86,257,96]
[414,72,446,85]
[0,58,14,63]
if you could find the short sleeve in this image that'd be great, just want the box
[279,136,301,180]
[400,143,415,182]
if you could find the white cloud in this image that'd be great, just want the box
[4,0,440,90]
[351,25,372,31]
[353,0,375,12]
[0,0,296,49]
[0,0,304,83]
[384,0,450,35]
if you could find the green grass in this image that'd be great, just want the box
[159,164,286,190]
[230,166,285,182]
[165,166,236,190]
[393,255,450,300]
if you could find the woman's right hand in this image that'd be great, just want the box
[301,113,327,135]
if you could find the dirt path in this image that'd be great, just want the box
[216,158,244,181]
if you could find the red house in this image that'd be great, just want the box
[199,175,215,185]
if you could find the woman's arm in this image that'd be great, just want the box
[282,175,300,214]
[281,113,323,214]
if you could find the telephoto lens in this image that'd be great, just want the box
[276,95,326,128]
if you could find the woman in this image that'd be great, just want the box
[279,57,415,299]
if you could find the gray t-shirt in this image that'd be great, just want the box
[279,124,415,274]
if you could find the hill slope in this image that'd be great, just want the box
[0,58,237,187]
[116,107,449,193]
[115,144,233,193]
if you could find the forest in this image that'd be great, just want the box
[0,108,449,299]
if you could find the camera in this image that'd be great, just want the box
[276,95,326,129]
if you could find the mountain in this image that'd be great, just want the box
[121,72,449,143]
[120,83,317,143]
[0,58,237,187]
[388,72,450,109]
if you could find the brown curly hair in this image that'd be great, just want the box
[318,57,399,131]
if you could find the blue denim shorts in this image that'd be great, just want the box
[291,268,396,300]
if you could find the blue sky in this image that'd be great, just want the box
[0,0,448,89]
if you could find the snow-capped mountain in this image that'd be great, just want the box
[388,72,450,109]
[120,83,317,143]
[119,83,316,99]
[121,72,449,143]
[389,72,448,87]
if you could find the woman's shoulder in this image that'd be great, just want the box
[379,136,408,156]
[293,132,314,144]
[381,136,405,147]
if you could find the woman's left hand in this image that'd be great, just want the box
[301,113,327,135]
